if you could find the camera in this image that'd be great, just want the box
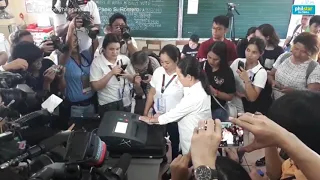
[43,35,69,53]
[0,72,24,88]
[140,73,149,81]
[66,0,99,39]
[120,26,131,40]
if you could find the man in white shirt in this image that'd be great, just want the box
[103,13,138,56]
[53,0,101,51]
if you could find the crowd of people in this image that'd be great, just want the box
[1,0,320,178]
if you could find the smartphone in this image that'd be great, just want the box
[238,61,245,70]
[220,122,248,148]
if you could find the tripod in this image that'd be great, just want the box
[226,3,240,43]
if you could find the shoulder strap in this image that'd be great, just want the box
[305,60,318,86]
[279,52,292,64]
[286,24,302,46]
[251,67,264,82]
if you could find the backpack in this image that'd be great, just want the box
[278,52,318,86]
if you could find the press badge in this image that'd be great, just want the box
[157,97,166,114]
[81,74,91,94]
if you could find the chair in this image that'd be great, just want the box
[146,40,162,52]
[175,40,189,46]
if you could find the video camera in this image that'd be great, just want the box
[0,71,24,89]
[0,130,132,180]
[42,35,69,53]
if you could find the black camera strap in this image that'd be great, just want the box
[107,59,125,98]
[70,53,90,73]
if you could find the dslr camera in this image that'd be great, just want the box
[67,0,99,39]
[42,35,69,53]
[120,25,131,40]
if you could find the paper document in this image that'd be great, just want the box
[187,0,199,14]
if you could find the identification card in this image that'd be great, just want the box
[81,74,91,94]
[157,97,166,114]
[118,88,124,99]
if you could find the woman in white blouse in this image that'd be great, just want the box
[230,37,268,114]
[90,33,134,117]
[140,56,212,155]
[143,44,183,159]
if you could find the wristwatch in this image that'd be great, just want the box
[194,165,218,180]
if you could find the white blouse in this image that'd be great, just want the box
[158,81,212,155]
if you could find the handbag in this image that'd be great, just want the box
[211,95,238,118]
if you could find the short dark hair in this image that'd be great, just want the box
[268,91,320,154]
[216,156,251,180]
[109,13,127,25]
[159,44,181,63]
[246,27,257,37]
[131,51,149,66]
[11,41,43,65]
[102,33,121,49]
[293,32,319,56]
[309,15,320,26]
[178,56,211,95]
[208,41,228,69]
[190,34,199,43]
[213,15,230,28]
[257,24,280,47]
[12,30,32,45]
[248,37,266,54]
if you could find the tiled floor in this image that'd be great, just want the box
[241,133,266,173]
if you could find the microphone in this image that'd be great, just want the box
[110,153,132,180]
[0,131,71,169]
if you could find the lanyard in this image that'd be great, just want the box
[161,74,177,94]
[108,59,126,98]
[71,53,90,73]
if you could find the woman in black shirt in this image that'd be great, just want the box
[201,41,236,122]
[255,24,284,167]
[181,34,200,59]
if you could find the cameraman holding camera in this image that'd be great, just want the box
[105,13,138,56]
[8,30,55,62]
[53,0,100,51]
[58,15,99,118]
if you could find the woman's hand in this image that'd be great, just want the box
[142,74,152,84]
[280,86,294,94]
[237,67,250,83]
[139,116,153,125]
[53,65,65,79]
[236,92,246,98]
[134,75,142,86]
[3,58,28,71]
[43,68,57,84]
[230,112,291,152]
[170,153,192,180]
[111,65,122,75]
[191,119,221,169]
[210,86,218,97]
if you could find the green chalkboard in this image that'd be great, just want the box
[95,0,179,38]
[182,0,293,39]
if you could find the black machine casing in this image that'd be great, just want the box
[97,111,147,149]
[97,111,166,158]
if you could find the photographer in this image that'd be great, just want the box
[11,41,66,93]
[59,15,99,117]
[105,13,138,56]
[53,0,100,51]
[9,30,55,60]
[130,51,160,115]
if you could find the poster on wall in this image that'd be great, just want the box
[25,0,52,13]
[286,0,319,38]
